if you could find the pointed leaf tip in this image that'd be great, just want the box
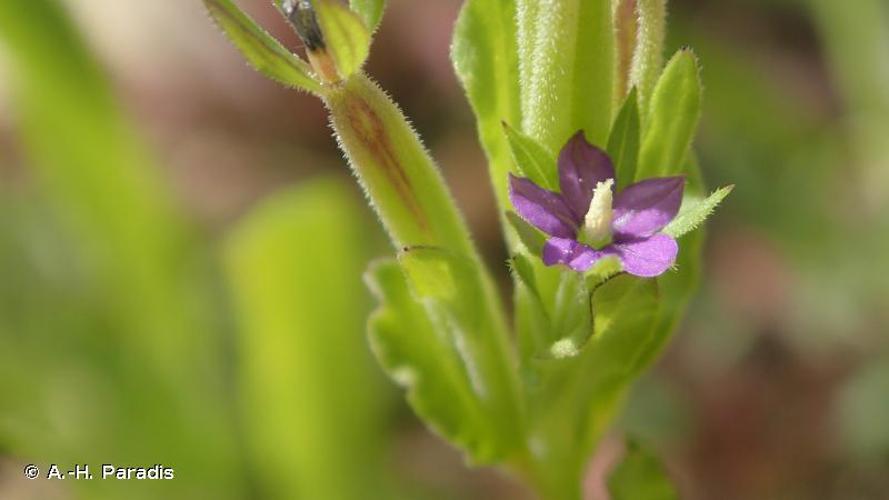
[350,0,386,32]
[203,0,321,93]
[608,89,641,189]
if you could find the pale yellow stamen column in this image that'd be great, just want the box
[581,178,614,247]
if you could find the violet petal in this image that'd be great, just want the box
[509,174,577,238]
[558,131,616,219]
[542,237,602,272]
[612,176,684,238]
[606,233,679,277]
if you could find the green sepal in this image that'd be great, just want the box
[503,121,558,190]
[664,184,734,238]
[506,211,547,256]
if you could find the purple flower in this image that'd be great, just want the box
[509,132,685,278]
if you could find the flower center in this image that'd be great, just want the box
[580,178,614,248]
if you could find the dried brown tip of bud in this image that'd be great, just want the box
[282,0,340,84]
[283,0,325,52]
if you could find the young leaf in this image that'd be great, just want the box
[607,89,641,189]
[452,0,521,212]
[314,0,371,79]
[503,121,558,190]
[637,49,702,179]
[203,0,321,93]
[608,440,679,500]
[629,0,667,115]
[663,185,734,238]
[366,259,510,464]
[519,0,615,151]
[224,179,389,499]
[350,0,385,32]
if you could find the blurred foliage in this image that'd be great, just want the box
[608,440,678,500]
[0,0,243,498]
[0,1,391,499]
[224,179,390,500]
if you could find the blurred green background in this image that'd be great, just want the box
[0,0,887,499]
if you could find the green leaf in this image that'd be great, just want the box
[608,440,679,500]
[518,0,614,151]
[350,0,385,32]
[607,89,641,189]
[203,0,321,93]
[663,184,734,238]
[315,0,371,79]
[224,179,389,500]
[366,259,505,463]
[396,246,523,464]
[452,0,521,213]
[637,49,702,179]
[503,121,558,190]
[629,0,667,115]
